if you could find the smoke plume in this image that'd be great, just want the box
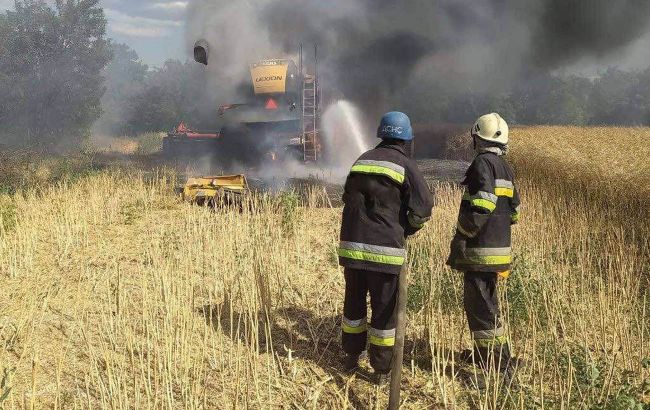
[186,0,650,123]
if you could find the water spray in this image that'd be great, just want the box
[322,100,370,171]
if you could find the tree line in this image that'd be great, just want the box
[0,0,110,151]
[2,0,650,152]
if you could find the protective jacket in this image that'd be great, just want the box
[447,150,520,272]
[338,140,434,275]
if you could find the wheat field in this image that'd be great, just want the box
[0,127,648,409]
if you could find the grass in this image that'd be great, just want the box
[0,127,648,408]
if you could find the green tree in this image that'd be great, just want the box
[0,0,110,151]
[125,59,215,135]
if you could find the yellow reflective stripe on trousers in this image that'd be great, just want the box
[474,335,508,347]
[350,164,404,184]
[473,327,505,339]
[369,327,396,347]
[342,316,367,334]
[369,335,395,346]
[343,324,367,334]
[511,212,520,223]
[456,255,511,265]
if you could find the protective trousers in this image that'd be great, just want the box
[342,268,398,373]
[464,271,512,371]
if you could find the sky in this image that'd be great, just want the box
[0,0,188,66]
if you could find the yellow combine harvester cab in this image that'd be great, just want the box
[180,174,248,207]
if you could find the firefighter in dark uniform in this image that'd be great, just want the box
[338,111,434,383]
[447,113,521,387]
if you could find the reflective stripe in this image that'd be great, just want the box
[456,223,475,237]
[474,335,508,347]
[355,160,405,175]
[463,191,499,204]
[495,179,514,198]
[457,213,479,238]
[408,212,429,229]
[495,179,513,189]
[339,241,406,257]
[470,198,496,212]
[465,247,511,257]
[338,241,406,266]
[454,247,512,265]
[456,255,511,265]
[472,327,505,339]
[342,316,366,327]
[495,187,514,197]
[369,327,396,338]
[511,205,520,222]
[338,249,405,265]
[350,160,405,184]
[369,327,396,347]
[342,316,367,334]
[463,191,498,204]
[463,190,497,212]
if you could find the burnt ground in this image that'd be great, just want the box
[416,159,469,185]
[248,159,469,206]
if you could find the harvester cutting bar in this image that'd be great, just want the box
[178,174,248,208]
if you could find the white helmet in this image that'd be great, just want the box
[472,113,509,145]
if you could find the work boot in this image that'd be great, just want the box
[342,350,367,372]
[499,363,520,391]
[373,371,391,386]
[462,368,487,390]
[458,349,474,364]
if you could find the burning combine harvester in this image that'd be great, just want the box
[168,40,324,206]
[164,40,322,167]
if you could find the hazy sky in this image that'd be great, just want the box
[0,0,188,66]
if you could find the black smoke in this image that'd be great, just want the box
[531,0,650,68]
[186,0,650,123]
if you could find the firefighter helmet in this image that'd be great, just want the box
[472,113,509,145]
[377,111,413,141]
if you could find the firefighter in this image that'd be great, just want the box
[338,111,434,384]
[447,113,521,388]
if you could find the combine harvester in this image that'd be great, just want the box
[169,41,325,205]
[164,41,322,167]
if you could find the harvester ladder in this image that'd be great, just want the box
[302,75,319,162]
